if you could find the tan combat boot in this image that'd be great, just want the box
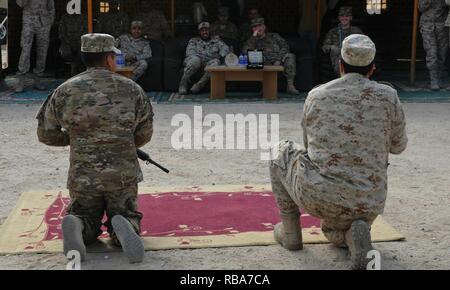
[286,80,300,95]
[111,215,144,264]
[430,71,440,91]
[15,75,25,93]
[274,212,303,250]
[345,220,373,270]
[33,74,47,91]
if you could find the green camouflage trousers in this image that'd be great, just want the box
[420,23,449,71]
[269,140,377,247]
[67,184,143,246]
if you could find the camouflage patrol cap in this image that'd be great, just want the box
[81,33,121,54]
[218,7,230,17]
[341,34,376,67]
[131,20,143,28]
[251,17,265,27]
[198,22,210,30]
[339,6,353,17]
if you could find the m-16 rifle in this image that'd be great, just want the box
[137,149,170,174]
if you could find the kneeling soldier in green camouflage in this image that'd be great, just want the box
[37,33,154,264]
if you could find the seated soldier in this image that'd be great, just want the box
[134,0,172,41]
[211,7,239,43]
[95,0,130,38]
[58,13,88,76]
[116,21,152,81]
[322,6,363,77]
[243,18,300,94]
[269,35,408,270]
[178,22,230,95]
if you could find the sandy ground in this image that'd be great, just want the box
[0,102,449,270]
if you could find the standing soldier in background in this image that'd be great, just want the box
[116,21,152,81]
[211,7,239,43]
[59,12,88,76]
[178,22,230,95]
[239,7,259,44]
[243,18,300,95]
[15,0,55,93]
[419,0,449,90]
[134,0,172,41]
[269,34,407,270]
[37,34,154,264]
[95,0,130,38]
[322,6,363,78]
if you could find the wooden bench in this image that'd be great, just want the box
[205,65,284,100]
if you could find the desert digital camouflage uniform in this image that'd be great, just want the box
[116,33,152,81]
[322,26,363,76]
[59,14,88,75]
[419,0,448,88]
[96,11,130,38]
[16,0,55,76]
[243,32,297,82]
[134,10,171,41]
[179,31,230,93]
[37,35,154,245]
[270,35,408,248]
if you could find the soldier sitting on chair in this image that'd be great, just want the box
[178,22,230,95]
[116,21,152,82]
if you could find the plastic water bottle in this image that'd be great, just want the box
[238,53,244,66]
[116,53,125,68]
[243,53,248,65]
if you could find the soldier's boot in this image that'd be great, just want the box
[430,71,440,91]
[344,220,373,270]
[190,74,210,94]
[33,74,47,91]
[111,215,144,264]
[274,211,303,251]
[62,215,87,262]
[0,78,10,92]
[15,75,25,93]
[286,79,300,95]
[178,75,190,95]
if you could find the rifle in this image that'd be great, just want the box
[137,149,170,174]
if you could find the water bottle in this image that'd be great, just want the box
[116,53,125,68]
[243,53,248,65]
[238,53,244,66]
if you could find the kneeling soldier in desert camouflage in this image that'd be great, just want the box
[37,34,154,264]
[269,35,408,270]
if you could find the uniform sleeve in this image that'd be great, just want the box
[390,95,408,155]
[301,95,312,150]
[418,0,432,12]
[134,88,154,148]
[137,42,152,61]
[219,40,230,58]
[186,39,197,58]
[275,34,290,57]
[36,91,70,147]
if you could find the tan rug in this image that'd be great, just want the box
[0,185,405,254]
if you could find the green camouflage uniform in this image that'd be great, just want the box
[37,67,154,245]
[116,34,152,81]
[211,21,239,42]
[270,73,408,246]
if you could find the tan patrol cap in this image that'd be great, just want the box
[341,34,376,67]
[81,33,121,54]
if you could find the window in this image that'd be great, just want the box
[99,2,109,13]
[366,0,388,15]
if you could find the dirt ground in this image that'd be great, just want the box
[0,102,449,270]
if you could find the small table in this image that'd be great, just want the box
[205,65,284,100]
[116,67,134,79]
